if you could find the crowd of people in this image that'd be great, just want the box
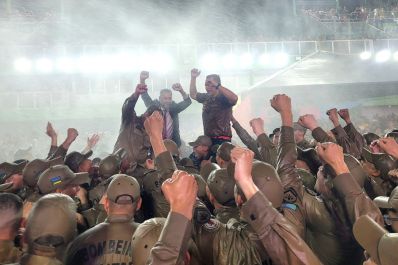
[1,69,398,265]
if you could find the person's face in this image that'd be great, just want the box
[205,77,218,96]
[273,132,281,145]
[79,159,92,173]
[294,130,305,143]
[194,145,209,158]
[61,185,80,197]
[4,173,24,192]
[159,91,172,110]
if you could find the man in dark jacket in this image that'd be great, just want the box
[140,71,192,147]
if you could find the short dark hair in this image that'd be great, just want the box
[206,74,221,84]
[0,193,23,230]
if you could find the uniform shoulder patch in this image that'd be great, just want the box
[283,187,299,203]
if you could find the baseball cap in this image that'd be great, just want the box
[64,150,93,173]
[132,218,166,265]
[372,153,398,179]
[207,168,236,206]
[106,174,140,205]
[296,147,322,176]
[37,165,90,195]
[363,132,380,146]
[164,139,179,157]
[189,135,212,148]
[23,157,64,188]
[200,163,220,181]
[293,122,307,134]
[25,194,77,252]
[0,183,13,192]
[0,161,28,183]
[374,186,398,211]
[216,142,235,162]
[353,215,398,265]
[385,132,398,143]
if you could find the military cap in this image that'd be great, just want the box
[132,218,166,265]
[207,168,235,206]
[64,150,93,173]
[363,132,380,146]
[106,174,140,205]
[37,165,90,195]
[180,158,195,168]
[372,153,398,180]
[0,160,28,183]
[98,148,126,179]
[216,142,235,162]
[236,161,283,208]
[385,132,398,143]
[293,122,307,134]
[0,182,13,192]
[200,163,220,181]
[354,215,398,265]
[25,194,77,252]
[91,157,101,167]
[374,186,398,211]
[164,139,179,156]
[297,168,316,191]
[189,135,212,147]
[297,147,322,176]
[22,157,64,188]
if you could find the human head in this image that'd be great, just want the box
[25,194,77,259]
[374,187,398,233]
[64,150,93,173]
[159,89,173,110]
[104,174,142,218]
[0,193,23,240]
[189,136,212,159]
[205,74,221,96]
[293,122,307,143]
[215,142,235,168]
[206,168,236,208]
[0,161,27,193]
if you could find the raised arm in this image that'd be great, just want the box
[250,117,277,167]
[190,68,200,100]
[45,121,58,159]
[207,75,238,105]
[338,108,366,158]
[171,83,192,113]
[139,71,155,108]
[231,115,262,160]
[121,84,147,127]
[298,114,335,143]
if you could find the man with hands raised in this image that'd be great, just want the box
[140,71,192,147]
[190,68,238,146]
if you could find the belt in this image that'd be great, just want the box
[211,136,232,140]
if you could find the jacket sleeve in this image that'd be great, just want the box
[231,121,263,161]
[141,91,154,108]
[155,151,177,183]
[257,133,277,167]
[343,123,365,159]
[148,212,192,265]
[46,145,58,159]
[332,172,384,226]
[47,146,68,159]
[171,97,192,114]
[121,94,139,128]
[241,191,322,265]
[331,125,360,158]
[311,127,335,143]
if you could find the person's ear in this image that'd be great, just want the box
[145,159,155,169]
[206,186,215,205]
[103,196,110,213]
[235,194,243,207]
[136,197,142,211]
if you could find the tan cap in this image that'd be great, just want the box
[200,163,220,181]
[189,135,212,147]
[216,142,235,162]
[353,215,398,265]
[23,157,64,188]
[106,174,140,204]
[374,186,398,211]
[132,218,166,265]
[207,168,235,205]
[64,150,93,173]
[372,153,398,179]
[193,174,207,199]
[0,183,13,192]
[250,161,283,208]
[37,165,90,195]
[25,194,77,252]
[0,161,28,182]
[164,139,179,156]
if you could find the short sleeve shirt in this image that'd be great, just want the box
[196,92,234,138]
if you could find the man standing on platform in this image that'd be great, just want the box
[189,68,238,146]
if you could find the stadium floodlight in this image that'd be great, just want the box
[14,57,32,73]
[222,53,238,69]
[359,51,372,60]
[239,52,254,69]
[56,57,75,73]
[375,50,391,63]
[393,51,398,61]
[273,52,289,68]
[36,58,54,73]
[199,53,219,70]
[259,53,271,66]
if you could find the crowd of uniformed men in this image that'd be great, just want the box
[1,69,398,265]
